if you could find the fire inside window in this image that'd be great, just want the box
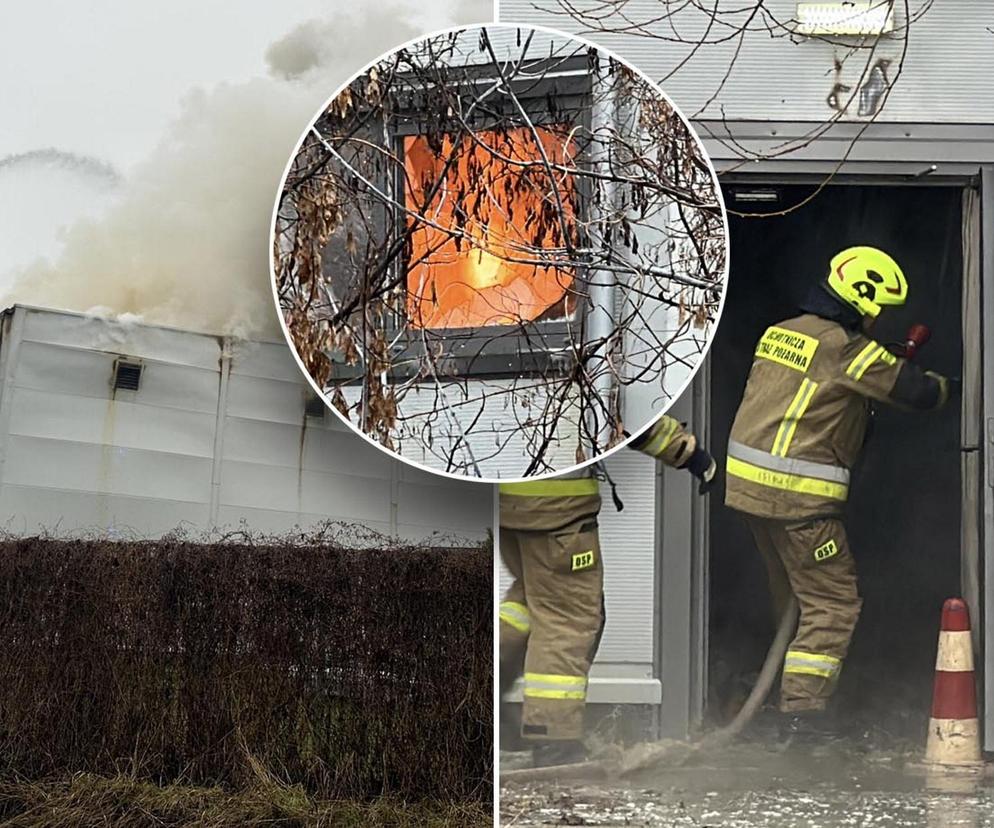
[404,126,578,330]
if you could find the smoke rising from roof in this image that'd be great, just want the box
[0,150,122,279]
[3,2,487,338]
[266,10,422,81]
[0,150,121,184]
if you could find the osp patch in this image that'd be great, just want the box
[813,539,839,562]
[571,550,596,571]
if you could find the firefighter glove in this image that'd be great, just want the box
[684,446,717,495]
[925,370,954,408]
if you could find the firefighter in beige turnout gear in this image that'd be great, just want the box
[726,246,951,731]
[499,414,716,765]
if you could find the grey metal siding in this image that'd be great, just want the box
[0,306,489,543]
[595,450,658,669]
[499,0,994,125]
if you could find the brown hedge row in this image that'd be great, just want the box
[0,535,492,803]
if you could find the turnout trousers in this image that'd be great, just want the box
[745,515,862,712]
[499,516,603,741]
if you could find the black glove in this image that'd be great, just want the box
[684,445,718,495]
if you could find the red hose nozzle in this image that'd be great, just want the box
[904,323,931,360]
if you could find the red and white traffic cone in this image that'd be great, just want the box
[925,598,982,767]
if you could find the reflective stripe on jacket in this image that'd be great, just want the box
[499,467,601,532]
[499,415,696,530]
[725,314,906,520]
[628,414,696,467]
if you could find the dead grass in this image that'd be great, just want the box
[0,773,492,827]
[0,534,492,802]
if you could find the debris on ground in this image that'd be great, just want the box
[501,737,994,826]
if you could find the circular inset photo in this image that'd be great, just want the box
[272,24,728,480]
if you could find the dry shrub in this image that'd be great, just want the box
[0,773,490,827]
[0,533,492,804]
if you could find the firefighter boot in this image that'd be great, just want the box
[778,709,838,746]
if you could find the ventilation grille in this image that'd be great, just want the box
[305,394,327,418]
[113,359,142,391]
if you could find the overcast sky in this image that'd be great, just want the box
[0,0,490,167]
[0,0,492,274]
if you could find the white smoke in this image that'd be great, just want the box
[3,1,491,338]
[267,13,420,80]
[0,150,121,277]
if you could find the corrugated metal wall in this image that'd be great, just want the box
[499,0,994,125]
[592,450,658,670]
[384,377,581,479]
[0,306,489,542]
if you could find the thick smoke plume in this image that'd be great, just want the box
[3,3,486,338]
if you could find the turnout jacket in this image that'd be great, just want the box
[725,313,946,521]
[499,415,697,532]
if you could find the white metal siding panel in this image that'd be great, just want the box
[219,342,398,527]
[216,456,394,519]
[0,486,211,537]
[226,337,302,381]
[13,341,220,412]
[9,388,215,458]
[0,308,490,543]
[220,417,392,477]
[344,378,580,478]
[19,307,222,369]
[395,462,496,538]
[219,340,492,539]
[499,0,994,124]
[213,505,393,537]
[225,374,306,425]
[4,435,213,502]
[0,313,220,532]
[594,449,657,666]
[617,192,708,428]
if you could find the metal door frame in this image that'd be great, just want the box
[980,165,994,749]
[672,166,985,741]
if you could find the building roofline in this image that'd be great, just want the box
[1,304,287,346]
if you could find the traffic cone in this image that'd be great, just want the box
[925,598,982,767]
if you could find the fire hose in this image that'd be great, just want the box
[502,323,937,785]
[501,597,800,783]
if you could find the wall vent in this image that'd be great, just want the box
[113,359,143,391]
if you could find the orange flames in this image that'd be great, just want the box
[404,126,577,330]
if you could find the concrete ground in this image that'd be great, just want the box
[500,739,994,827]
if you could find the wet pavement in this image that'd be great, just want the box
[500,740,994,826]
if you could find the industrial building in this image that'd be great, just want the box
[0,304,490,541]
[498,0,994,747]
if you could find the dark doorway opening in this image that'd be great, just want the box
[707,183,964,737]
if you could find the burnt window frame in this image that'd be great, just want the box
[327,53,598,382]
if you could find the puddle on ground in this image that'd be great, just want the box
[500,740,994,826]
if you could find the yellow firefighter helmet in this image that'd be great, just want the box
[826,246,907,318]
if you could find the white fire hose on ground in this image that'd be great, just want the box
[501,597,800,784]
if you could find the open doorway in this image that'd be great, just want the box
[707,183,965,738]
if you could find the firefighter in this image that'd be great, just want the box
[725,245,951,738]
[499,414,716,766]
